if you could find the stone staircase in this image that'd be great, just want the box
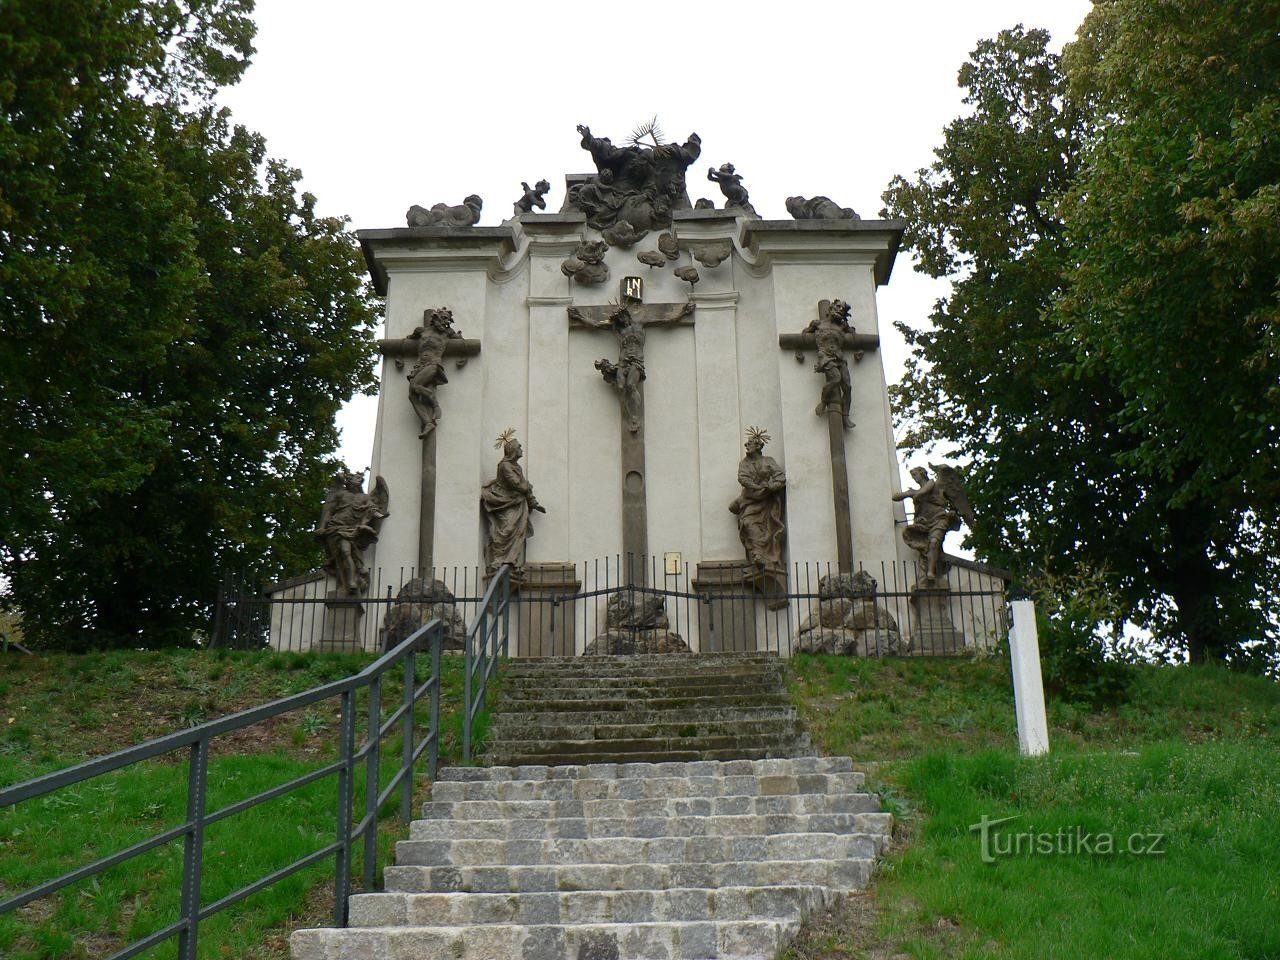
[487,653,812,766]
[290,654,891,960]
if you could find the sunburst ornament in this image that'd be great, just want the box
[627,115,666,149]
[494,427,517,450]
[746,426,771,446]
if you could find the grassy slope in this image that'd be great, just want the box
[785,654,1280,960]
[0,649,477,960]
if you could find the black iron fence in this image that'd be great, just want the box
[219,557,1008,659]
[0,560,515,960]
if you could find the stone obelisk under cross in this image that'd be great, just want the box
[569,277,695,586]
[779,299,879,573]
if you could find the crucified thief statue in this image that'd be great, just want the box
[805,298,856,429]
[406,307,465,438]
[594,306,645,433]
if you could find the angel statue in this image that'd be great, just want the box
[315,470,390,597]
[729,427,788,608]
[481,429,546,577]
[891,464,975,584]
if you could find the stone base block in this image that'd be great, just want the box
[515,562,581,658]
[909,585,965,655]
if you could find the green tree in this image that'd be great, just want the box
[884,8,1279,664]
[0,1,380,648]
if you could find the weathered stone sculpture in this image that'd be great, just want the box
[315,471,390,597]
[567,122,702,232]
[480,429,545,578]
[601,220,646,248]
[406,195,483,227]
[785,195,860,220]
[406,307,465,438]
[694,198,715,210]
[797,571,903,655]
[674,264,700,290]
[594,307,645,433]
[561,240,609,285]
[636,250,666,269]
[690,240,732,268]
[381,578,467,651]
[582,591,690,656]
[707,162,758,216]
[805,298,856,429]
[729,427,788,607]
[656,232,680,261]
[891,464,976,584]
[513,180,550,216]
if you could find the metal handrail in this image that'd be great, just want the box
[0,611,477,960]
[462,563,512,761]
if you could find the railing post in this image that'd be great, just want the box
[429,627,442,781]
[334,690,356,925]
[362,677,381,891]
[501,569,511,658]
[400,649,415,823]
[463,612,475,763]
[176,737,209,960]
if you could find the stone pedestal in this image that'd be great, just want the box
[318,592,364,652]
[515,562,581,657]
[909,583,965,655]
[692,560,762,653]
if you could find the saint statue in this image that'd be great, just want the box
[315,471,390,597]
[891,464,976,583]
[729,427,788,607]
[594,306,646,433]
[406,307,465,438]
[481,429,545,577]
[804,298,856,429]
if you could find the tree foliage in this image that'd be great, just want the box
[884,4,1280,663]
[0,1,381,648]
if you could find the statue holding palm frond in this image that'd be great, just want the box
[480,429,545,577]
[730,427,789,606]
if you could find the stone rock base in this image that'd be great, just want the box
[381,578,467,651]
[796,572,902,656]
[582,629,690,656]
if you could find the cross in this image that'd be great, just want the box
[779,299,879,574]
[379,309,482,575]
[569,277,696,585]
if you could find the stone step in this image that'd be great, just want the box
[438,757,852,780]
[430,771,865,803]
[420,792,880,821]
[292,919,801,960]
[408,811,893,841]
[497,693,793,712]
[486,746,814,766]
[497,683,785,702]
[488,718,806,743]
[383,858,875,895]
[499,673,784,691]
[506,653,781,669]
[492,706,798,727]
[395,831,886,867]
[484,740,811,768]
[348,884,831,926]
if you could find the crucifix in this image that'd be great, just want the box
[379,306,481,575]
[778,298,879,574]
[569,277,695,585]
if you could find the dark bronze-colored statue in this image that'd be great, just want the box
[315,471,390,597]
[513,180,550,216]
[891,464,976,583]
[594,306,646,433]
[806,299,856,428]
[785,195,860,220]
[707,163,758,216]
[481,429,545,577]
[561,240,610,285]
[406,195,483,227]
[567,122,702,232]
[406,307,465,438]
[729,427,788,607]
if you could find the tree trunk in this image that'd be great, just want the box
[1165,503,1225,665]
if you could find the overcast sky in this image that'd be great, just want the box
[218,1,1092,473]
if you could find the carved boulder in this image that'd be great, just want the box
[796,572,903,655]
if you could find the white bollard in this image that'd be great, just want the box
[1008,599,1050,756]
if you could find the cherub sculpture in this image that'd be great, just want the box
[513,180,550,216]
[560,240,610,285]
[891,464,976,584]
[315,471,390,597]
[706,162,758,216]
